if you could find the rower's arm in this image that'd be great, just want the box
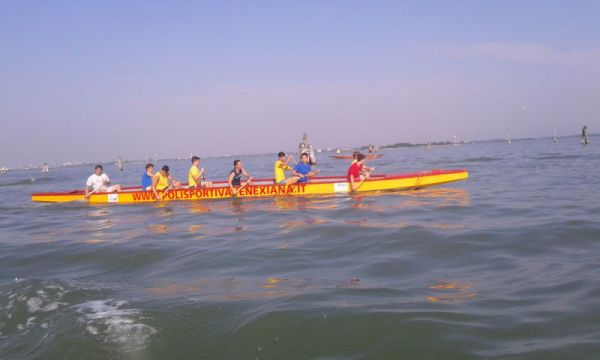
[228,172,235,190]
[350,176,356,192]
[308,169,321,178]
[152,176,160,200]
[242,169,253,179]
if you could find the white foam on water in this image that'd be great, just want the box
[75,299,157,352]
[26,297,64,313]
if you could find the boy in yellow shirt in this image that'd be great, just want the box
[188,156,212,188]
[274,152,301,185]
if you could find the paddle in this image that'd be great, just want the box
[160,185,174,201]
[81,188,98,201]
[353,170,374,192]
[232,179,252,197]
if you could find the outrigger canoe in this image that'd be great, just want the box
[330,154,385,160]
[31,169,468,204]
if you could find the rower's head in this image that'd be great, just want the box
[356,153,366,164]
[278,152,286,160]
[94,165,103,175]
[146,163,154,173]
[161,165,170,175]
[352,151,360,159]
[233,160,242,169]
[191,156,200,166]
[301,152,309,164]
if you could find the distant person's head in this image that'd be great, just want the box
[352,151,361,159]
[161,165,170,175]
[356,153,366,164]
[94,165,103,175]
[233,160,242,169]
[191,156,200,165]
[301,153,309,163]
[146,163,154,173]
[278,152,286,160]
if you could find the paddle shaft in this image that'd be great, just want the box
[353,171,373,192]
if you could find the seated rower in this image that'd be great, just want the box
[352,151,374,175]
[141,163,154,190]
[228,160,253,195]
[294,152,320,183]
[189,156,213,188]
[347,153,371,191]
[152,165,181,201]
[85,165,122,198]
[274,152,301,185]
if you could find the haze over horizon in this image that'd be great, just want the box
[1,1,599,168]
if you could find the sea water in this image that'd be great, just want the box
[1,137,599,359]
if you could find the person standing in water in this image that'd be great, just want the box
[582,126,590,144]
[117,156,123,171]
[228,160,253,195]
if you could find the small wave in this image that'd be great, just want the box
[531,154,581,161]
[0,177,53,187]
[75,299,157,351]
[0,279,67,344]
[461,157,502,163]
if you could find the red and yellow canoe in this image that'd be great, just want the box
[31,169,468,204]
[330,154,385,160]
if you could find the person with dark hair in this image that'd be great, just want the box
[188,156,212,188]
[85,164,121,198]
[228,160,253,194]
[141,163,154,190]
[294,153,320,183]
[352,151,374,176]
[347,153,371,191]
[152,165,181,201]
[274,152,301,185]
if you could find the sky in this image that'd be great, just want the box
[1,0,599,167]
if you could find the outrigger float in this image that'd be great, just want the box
[31,169,468,204]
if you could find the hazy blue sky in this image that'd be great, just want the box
[1,0,599,167]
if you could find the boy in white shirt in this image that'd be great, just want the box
[85,165,122,198]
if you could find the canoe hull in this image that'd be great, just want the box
[31,169,468,204]
[330,154,384,160]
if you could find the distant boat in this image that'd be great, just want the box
[0,167,8,175]
[330,154,385,160]
[553,128,558,143]
[506,129,511,144]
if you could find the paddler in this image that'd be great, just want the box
[228,160,253,194]
[85,165,122,198]
[352,152,374,177]
[294,152,320,183]
[274,152,302,185]
[347,153,371,191]
[189,156,212,188]
[141,163,154,190]
[152,165,181,200]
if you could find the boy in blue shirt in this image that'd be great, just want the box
[141,163,154,190]
[294,153,320,183]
